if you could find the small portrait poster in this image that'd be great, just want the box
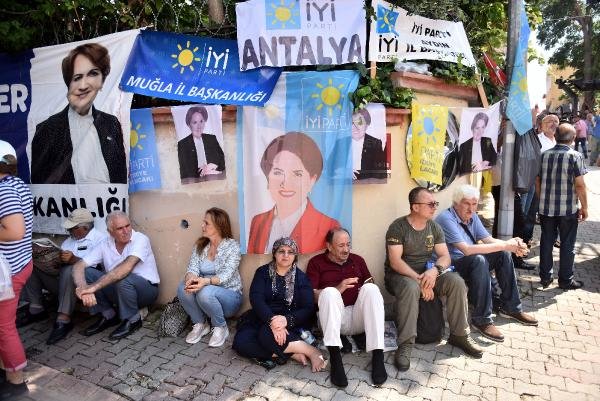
[351,103,390,184]
[458,102,501,175]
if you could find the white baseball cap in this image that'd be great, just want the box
[62,208,95,229]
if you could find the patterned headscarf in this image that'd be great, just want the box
[268,237,299,306]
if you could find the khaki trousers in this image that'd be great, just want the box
[318,283,385,352]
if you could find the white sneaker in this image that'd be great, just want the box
[185,322,210,344]
[208,325,229,347]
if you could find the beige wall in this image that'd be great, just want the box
[130,90,471,310]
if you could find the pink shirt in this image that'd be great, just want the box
[574,119,588,138]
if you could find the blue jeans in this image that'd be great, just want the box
[539,213,578,285]
[453,251,522,326]
[85,268,158,321]
[177,282,241,327]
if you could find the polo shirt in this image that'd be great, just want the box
[435,207,490,260]
[83,230,160,284]
[62,227,107,261]
[538,133,556,153]
[306,252,372,307]
[538,144,587,217]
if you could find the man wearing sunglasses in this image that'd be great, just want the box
[436,184,538,344]
[385,187,482,373]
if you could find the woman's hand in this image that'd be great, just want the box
[198,163,220,177]
[270,315,287,330]
[272,326,288,346]
[184,275,207,294]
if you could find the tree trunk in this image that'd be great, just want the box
[207,0,225,24]
[582,0,594,109]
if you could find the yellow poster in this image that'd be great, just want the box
[410,102,448,185]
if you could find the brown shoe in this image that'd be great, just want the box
[473,323,504,342]
[447,334,483,358]
[499,310,538,326]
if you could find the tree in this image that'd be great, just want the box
[537,0,600,109]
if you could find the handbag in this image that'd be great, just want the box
[415,297,445,344]
[32,239,62,276]
[0,253,15,301]
[158,297,190,337]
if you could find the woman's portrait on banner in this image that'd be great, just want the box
[172,104,226,184]
[458,104,501,175]
[30,42,127,184]
[351,104,389,182]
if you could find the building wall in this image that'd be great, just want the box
[130,90,471,310]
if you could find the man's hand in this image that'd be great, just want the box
[421,287,435,301]
[81,293,97,307]
[420,268,438,290]
[75,284,98,308]
[336,277,359,294]
[60,250,74,264]
[579,207,588,222]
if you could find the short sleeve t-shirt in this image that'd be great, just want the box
[385,216,445,274]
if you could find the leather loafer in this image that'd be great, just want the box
[559,280,583,290]
[540,278,554,289]
[109,319,142,340]
[16,310,48,328]
[47,320,74,345]
[473,323,504,342]
[82,316,120,336]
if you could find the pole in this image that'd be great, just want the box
[497,0,521,240]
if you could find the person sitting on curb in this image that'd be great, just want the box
[385,187,483,372]
[435,184,538,343]
[306,228,387,387]
[72,211,160,340]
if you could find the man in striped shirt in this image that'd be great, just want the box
[536,123,588,290]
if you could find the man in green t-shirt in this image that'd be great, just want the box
[385,187,482,372]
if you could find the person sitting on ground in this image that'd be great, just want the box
[385,187,483,372]
[435,185,538,343]
[21,208,107,345]
[306,228,387,387]
[232,237,326,372]
[177,208,242,347]
[72,211,160,340]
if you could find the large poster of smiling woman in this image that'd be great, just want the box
[238,71,358,254]
[0,30,138,233]
[458,102,501,175]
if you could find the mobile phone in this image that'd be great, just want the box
[364,277,374,284]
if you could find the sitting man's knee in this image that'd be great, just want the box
[319,286,342,302]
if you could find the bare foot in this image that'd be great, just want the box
[291,353,308,366]
[309,352,327,372]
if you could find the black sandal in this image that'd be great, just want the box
[252,358,277,370]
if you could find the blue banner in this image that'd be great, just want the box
[506,2,532,135]
[0,50,33,182]
[129,108,162,193]
[237,71,358,254]
[120,30,282,106]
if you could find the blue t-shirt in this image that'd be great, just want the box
[593,116,600,139]
[435,207,490,260]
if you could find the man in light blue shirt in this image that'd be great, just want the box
[436,185,537,343]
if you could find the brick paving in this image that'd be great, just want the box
[14,167,600,401]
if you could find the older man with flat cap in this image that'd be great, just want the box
[22,208,106,344]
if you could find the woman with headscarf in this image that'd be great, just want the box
[0,140,33,399]
[232,237,326,372]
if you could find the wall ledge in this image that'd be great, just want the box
[390,71,479,103]
[384,107,410,126]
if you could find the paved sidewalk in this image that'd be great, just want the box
[13,167,600,401]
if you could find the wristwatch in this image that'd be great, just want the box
[434,264,445,275]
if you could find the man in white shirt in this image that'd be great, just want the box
[22,208,106,345]
[73,211,160,340]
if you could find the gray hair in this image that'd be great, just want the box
[452,184,480,204]
[556,123,576,144]
[105,210,129,230]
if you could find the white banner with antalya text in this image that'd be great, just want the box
[30,184,128,234]
[236,0,366,70]
[368,0,476,67]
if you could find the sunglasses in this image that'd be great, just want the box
[412,201,440,208]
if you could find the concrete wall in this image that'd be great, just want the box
[130,89,471,310]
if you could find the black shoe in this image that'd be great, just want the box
[109,319,142,340]
[82,316,120,336]
[340,335,353,353]
[327,346,348,387]
[558,280,583,290]
[514,261,536,271]
[47,320,74,345]
[553,240,561,248]
[352,333,366,351]
[252,358,277,370]
[0,381,28,399]
[371,349,388,385]
[540,278,554,289]
[16,309,48,328]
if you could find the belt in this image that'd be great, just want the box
[149,281,158,287]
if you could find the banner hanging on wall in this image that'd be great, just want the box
[237,71,358,254]
[120,30,282,106]
[457,102,501,175]
[0,29,138,234]
[129,108,162,193]
[368,0,476,67]
[410,102,448,185]
[235,0,366,70]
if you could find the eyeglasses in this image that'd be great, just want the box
[276,249,296,256]
[412,201,440,208]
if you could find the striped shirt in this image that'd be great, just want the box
[538,144,587,217]
[0,175,33,274]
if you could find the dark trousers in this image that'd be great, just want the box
[232,321,301,360]
[574,138,588,158]
[453,252,522,326]
[539,213,578,284]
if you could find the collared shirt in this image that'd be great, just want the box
[61,227,107,265]
[306,252,372,307]
[68,107,110,183]
[83,230,160,284]
[538,133,556,153]
[186,238,242,292]
[538,144,587,217]
[435,207,490,260]
[574,119,587,139]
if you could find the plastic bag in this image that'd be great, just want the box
[513,128,541,193]
[0,253,15,301]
